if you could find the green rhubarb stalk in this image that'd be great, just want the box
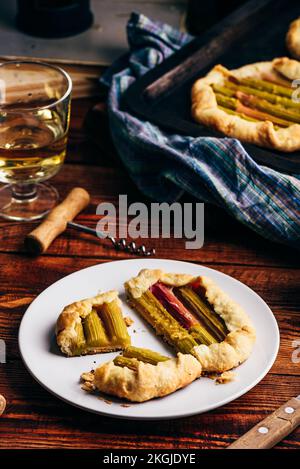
[237,92,300,124]
[130,290,198,354]
[100,299,131,348]
[212,83,236,98]
[215,93,237,110]
[233,77,293,98]
[215,93,293,127]
[83,309,109,348]
[218,105,263,123]
[224,81,300,111]
[175,286,228,342]
[114,356,139,371]
[189,324,217,346]
[73,320,86,355]
[123,346,169,365]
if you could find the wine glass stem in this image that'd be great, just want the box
[11,183,38,202]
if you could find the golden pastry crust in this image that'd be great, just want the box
[124,268,195,298]
[192,276,255,372]
[56,290,120,356]
[81,353,202,402]
[273,57,300,80]
[191,59,300,152]
[286,18,300,59]
[125,269,256,373]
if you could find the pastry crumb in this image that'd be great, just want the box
[98,397,112,405]
[81,371,95,382]
[215,371,236,384]
[124,316,134,327]
[81,370,96,392]
[81,382,95,392]
[121,404,131,408]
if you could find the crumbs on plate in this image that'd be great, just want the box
[124,316,134,327]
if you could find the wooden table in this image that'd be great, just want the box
[0,98,299,449]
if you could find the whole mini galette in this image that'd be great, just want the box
[191,57,300,152]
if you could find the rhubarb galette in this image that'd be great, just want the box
[81,346,202,402]
[56,290,131,356]
[286,18,300,59]
[125,269,256,373]
[191,57,300,152]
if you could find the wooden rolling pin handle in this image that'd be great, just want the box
[228,397,300,449]
[25,187,90,254]
[0,394,6,416]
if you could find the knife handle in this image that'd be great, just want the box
[228,397,300,449]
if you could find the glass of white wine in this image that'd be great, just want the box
[0,61,72,221]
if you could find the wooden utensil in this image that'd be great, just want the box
[228,396,300,449]
[0,394,6,416]
[25,187,90,254]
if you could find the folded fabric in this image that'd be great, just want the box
[102,13,300,249]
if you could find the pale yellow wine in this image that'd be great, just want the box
[0,108,68,184]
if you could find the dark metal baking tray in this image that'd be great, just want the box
[124,0,300,174]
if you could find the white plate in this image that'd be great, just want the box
[19,259,279,420]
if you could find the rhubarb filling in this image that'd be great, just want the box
[113,345,169,371]
[212,75,298,127]
[130,280,229,354]
[71,299,131,355]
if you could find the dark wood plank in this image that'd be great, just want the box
[0,254,299,307]
[0,360,299,449]
[0,164,298,268]
[1,216,298,268]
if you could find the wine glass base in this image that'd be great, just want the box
[0,183,58,221]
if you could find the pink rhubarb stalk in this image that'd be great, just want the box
[150,282,198,329]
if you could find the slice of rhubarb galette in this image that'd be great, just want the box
[191,57,300,152]
[124,269,256,373]
[81,346,202,402]
[56,290,131,356]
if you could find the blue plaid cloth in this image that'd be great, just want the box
[102,13,300,249]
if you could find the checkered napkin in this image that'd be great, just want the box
[102,13,300,249]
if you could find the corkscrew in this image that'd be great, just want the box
[68,221,155,256]
[25,188,155,256]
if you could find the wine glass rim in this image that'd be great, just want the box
[0,60,72,112]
